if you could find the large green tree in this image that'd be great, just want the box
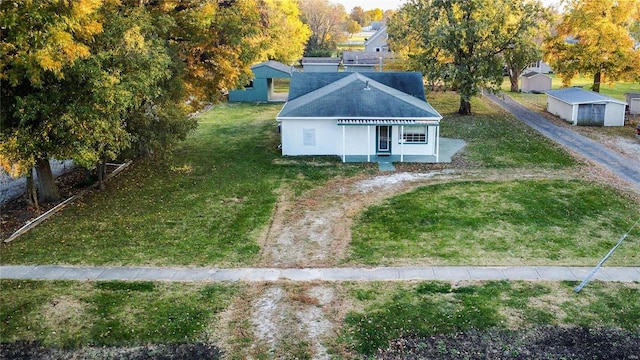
[1,0,268,204]
[389,0,547,114]
[543,0,640,92]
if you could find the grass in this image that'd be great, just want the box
[340,280,640,356]
[501,74,640,100]
[0,103,369,266]
[349,179,640,266]
[0,280,240,348]
[431,92,578,169]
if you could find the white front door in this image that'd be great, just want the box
[377,126,391,154]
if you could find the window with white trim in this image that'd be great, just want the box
[401,126,427,143]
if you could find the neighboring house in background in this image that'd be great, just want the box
[524,60,553,74]
[301,57,341,72]
[625,93,640,115]
[276,72,443,162]
[364,25,390,53]
[520,72,552,93]
[342,51,395,72]
[546,88,627,126]
[228,61,292,103]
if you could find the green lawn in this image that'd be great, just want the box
[340,280,640,356]
[0,103,369,266]
[0,280,240,348]
[349,179,640,266]
[501,74,640,100]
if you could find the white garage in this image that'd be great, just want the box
[546,88,627,127]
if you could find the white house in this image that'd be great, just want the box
[364,25,390,53]
[546,88,627,127]
[524,60,553,74]
[520,72,552,93]
[276,72,443,162]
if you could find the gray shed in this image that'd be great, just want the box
[228,61,292,103]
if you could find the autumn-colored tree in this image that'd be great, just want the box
[1,0,109,203]
[365,8,384,24]
[346,19,362,37]
[1,0,266,204]
[503,1,552,92]
[260,0,312,64]
[350,6,366,26]
[543,0,640,92]
[390,0,546,114]
[299,0,347,55]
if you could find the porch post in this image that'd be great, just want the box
[367,125,371,162]
[342,125,346,162]
[400,125,404,162]
[435,125,440,163]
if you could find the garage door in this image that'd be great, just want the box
[577,104,605,126]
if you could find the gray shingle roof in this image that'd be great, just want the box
[277,72,441,120]
[287,72,426,100]
[546,87,626,105]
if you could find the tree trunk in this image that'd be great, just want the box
[97,159,106,190]
[591,71,601,92]
[458,97,472,115]
[509,69,520,93]
[35,158,61,203]
[26,171,39,209]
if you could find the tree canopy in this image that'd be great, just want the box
[299,0,347,56]
[390,0,546,114]
[1,0,305,204]
[543,0,640,92]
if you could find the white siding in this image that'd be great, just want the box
[603,102,626,127]
[280,119,339,155]
[547,97,576,124]
[280,120,437,157]
[629,98,640,115]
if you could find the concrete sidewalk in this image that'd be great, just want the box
[2,265,639,282]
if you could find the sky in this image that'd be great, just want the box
[334,0,406,11]
[333,0,560,12]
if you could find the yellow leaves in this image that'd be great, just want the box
[123,26,146,51]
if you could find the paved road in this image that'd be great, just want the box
[485,92,640,189]
[1,265,639,282]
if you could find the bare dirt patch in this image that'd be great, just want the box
[257,167,593,268]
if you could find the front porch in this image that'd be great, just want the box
[341,138,466,164]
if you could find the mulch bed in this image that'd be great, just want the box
[0,342,223,360]
[1,167,111,242]
[377,326,640,360]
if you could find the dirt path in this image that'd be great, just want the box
[241,167,597,358]
[256,168,587,269]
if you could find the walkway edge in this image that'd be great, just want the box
[1,265,639,282]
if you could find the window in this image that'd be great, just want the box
[401,126,427,143]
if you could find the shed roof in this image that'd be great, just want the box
[546,87,626,105]
[301,57,341,65]
[521,71,551,79]
[342,51,395,65]
[277,72,441,120]
[252,60,292,75]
